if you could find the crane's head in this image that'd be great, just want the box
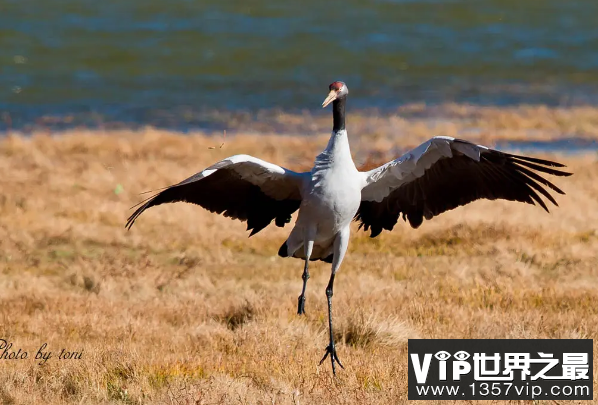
[322,81,348,108]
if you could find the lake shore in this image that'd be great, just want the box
[4,103,598,148]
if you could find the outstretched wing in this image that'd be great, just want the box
[126,154,306,236]
[356,136,572,237]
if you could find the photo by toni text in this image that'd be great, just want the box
[0,339,83,365]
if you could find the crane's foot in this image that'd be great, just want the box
[319,343,344,375]
[297,295,306,315]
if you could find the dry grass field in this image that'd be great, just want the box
[1,105,597,404]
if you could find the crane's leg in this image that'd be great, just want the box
[298,239,314,315]
[319,226,349,375]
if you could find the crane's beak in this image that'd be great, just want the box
[322,90,338,108]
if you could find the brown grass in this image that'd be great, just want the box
[0,116,597,404]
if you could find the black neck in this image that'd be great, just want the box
[332,96,346,132]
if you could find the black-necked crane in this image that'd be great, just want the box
[126,81,572,375]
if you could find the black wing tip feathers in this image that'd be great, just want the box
[504,152,568,168]
[500,151,573,176]
[125,198,156,231]
[492,152,569,210]
[125,207,143,230]
[125,189,165,231]
[125,212,136,230]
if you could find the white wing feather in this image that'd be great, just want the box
[178,154,306,200]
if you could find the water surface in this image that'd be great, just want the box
[1,0,598,130]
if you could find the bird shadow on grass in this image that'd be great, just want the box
[333,310,419,348]
[215,300,256,331]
